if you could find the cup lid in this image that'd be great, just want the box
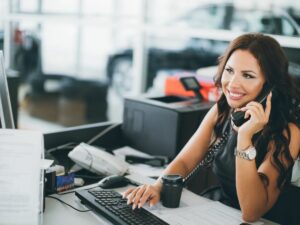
[162,174,183,184]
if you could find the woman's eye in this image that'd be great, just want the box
[244,74,254,79]
[225,68,233,74]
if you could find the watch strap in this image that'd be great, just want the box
[234,146,256,160]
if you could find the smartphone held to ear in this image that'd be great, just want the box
[231,84,273,127]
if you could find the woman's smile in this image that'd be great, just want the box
[227,89,246,101]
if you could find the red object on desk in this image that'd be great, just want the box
[164,72,219,101]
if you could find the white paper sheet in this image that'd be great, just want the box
[0,129,44,225]
[113,146,153,159]
[41,159,54,170]
[125,174,276,225]
[148,201,263,225]
[113,146,165,177]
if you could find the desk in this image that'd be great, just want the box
[43,175,279,225]
[44,191,108,225]
[43,124,280,225]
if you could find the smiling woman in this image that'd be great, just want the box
[123,33,300,225]
[221,50,266,109]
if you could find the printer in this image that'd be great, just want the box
[122,95,214,159]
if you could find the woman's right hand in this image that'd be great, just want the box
[122,183,162,209]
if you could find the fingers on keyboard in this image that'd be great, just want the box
[126,187,140,204]
[133,185,147,206]
[122,187,135,199]
[138,189,153,208]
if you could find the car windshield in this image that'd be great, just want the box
[232,10,299,36]
[173,5,228,29]
[171,4,300,37]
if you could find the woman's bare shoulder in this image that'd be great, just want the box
[205,103,219,124]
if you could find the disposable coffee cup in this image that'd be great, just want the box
[161,174,183,208]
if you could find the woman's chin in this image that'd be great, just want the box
[227,100,244,109]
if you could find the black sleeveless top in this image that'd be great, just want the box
[212,124,240,208]
[210,121,300,225]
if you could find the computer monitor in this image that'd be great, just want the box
[0,50,15,129]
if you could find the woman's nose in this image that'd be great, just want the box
[228,74,241,88]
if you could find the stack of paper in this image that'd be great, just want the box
[0,129,44,225]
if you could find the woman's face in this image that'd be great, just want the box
[221,49,266,109]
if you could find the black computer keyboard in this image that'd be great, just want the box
[75,189,169,225]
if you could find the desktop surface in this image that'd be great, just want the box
[43,175,279,225]
[44,190,111,225]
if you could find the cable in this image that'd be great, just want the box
[183,130,229,185]
[183,119,231,185]
[87,123,120,145]
[46,142,78,154]
[46,196,91,212]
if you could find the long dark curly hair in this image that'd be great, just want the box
[213,33,300,188]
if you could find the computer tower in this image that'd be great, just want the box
[122,96,214,159]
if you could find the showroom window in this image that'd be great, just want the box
[7,0,141,80]
[1,0,300,130]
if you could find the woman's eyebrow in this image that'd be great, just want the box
[241,70,257,75]
[225,65,257,75]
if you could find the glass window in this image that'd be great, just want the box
[41,22,77,75]
[80,26,111,79]
[42,0,79,14]
[0,9,3,51]
[118,0,141,17]
[0,1,4,29]
[174,5,225,29]
[19,0,39,13]
[82,0,113,15]
[281,17,297,36]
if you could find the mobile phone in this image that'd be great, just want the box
[231,84,273,127]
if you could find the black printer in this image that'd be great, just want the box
[122,95,214,159]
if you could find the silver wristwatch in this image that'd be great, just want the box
[234,146,257,161]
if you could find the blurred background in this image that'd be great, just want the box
[0,0,300,132]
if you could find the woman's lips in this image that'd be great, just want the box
[227,90,245,101]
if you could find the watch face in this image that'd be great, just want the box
[247,148,257,160]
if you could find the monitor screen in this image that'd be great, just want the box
[0,51,15,129]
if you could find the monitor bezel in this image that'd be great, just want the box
[0,50,15,129]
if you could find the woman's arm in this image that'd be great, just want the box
[235,92,300,222]
[123,103,219,208]
[236,123,300,222]
[161,103,219,178]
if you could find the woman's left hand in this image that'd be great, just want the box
[237,92,272,138]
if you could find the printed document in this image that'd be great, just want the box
[149,201,264,225]
[0,129,44,225]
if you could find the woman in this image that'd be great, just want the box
[123,33,300,224]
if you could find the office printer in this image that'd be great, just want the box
[122,95,214,159]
